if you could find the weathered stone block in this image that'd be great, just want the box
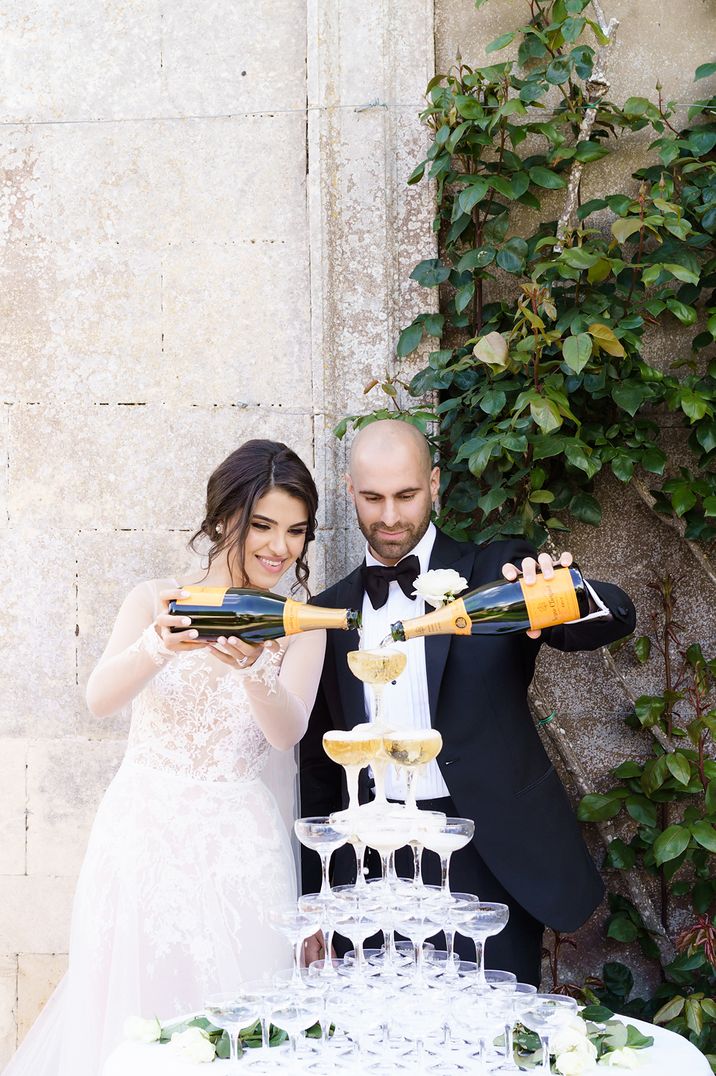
[17,952,67,1046]
[0,525,77,737]
[0,954,18,1067]
[0,740,27,874]
[0,877,75,953]
[26,738,125,877]
[8,403,312,530]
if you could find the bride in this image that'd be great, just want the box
[4,439,325,1075]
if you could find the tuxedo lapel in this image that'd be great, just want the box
[425,530,477,724]
[332,566,368,730]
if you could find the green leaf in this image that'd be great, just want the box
[561,247,600,269]
[695,62,716,80]
[529,490,555,503]
[654,996,685,1024]
[496,238,528,274]
[634,695,666,728]
[607,915,639,942]
[685,997,704,1036]
[577,793,622,822]
[480,389,507,415]
[666,299,698,326]
[397,322,423,357]
[455,95,484,120]
[574,139,610,162]
[473,331,509,370]
[530,397,562,433]
[613,760,642,779]
[611,454,635,482]
[410,259,451,287]
[671,484,697,517]
[546,58,571,85]
[612,382,651,416]
[653,824,691,866]
[562,333,593,373]
[458,180,489,213]
[577,197,608,219]
[605,838,636,870]
[705,778,716,815]
[570,491,601,525]
[679,387,710,422]
[611,218,643,243]
[640,447,667,474]
[486,31,516,53]
[587,322,626,357]
[624,1025,654,1049]
[666,752,691,785]
[529,165,567,189]
[478,487,509,514]
[626,796,657,827]
[634,636,651,663]
[454,282,475,314]
[662,262,700,284]
[690,820,716,852]
[457,246,495,271]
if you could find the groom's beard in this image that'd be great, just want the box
[356,508,432,565]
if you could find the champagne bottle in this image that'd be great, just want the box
[389,565,590,641]
[168,587,361,642]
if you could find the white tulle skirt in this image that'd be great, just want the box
[3,760,295,1076]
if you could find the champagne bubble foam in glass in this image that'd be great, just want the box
[322,729,384,816]
[381,728,443,813]
[346,647,408,811]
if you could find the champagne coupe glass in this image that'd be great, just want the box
[234,978,284,1052]
[421,817,475,893]
[322,728,384,815]
[381,728,443,813]
[268,994,323,1064]
[454,988,513,1075]
[333,904,382,977]
[294,817,348,898]
[516,992,579,1074]
[269,907,321,989]
[501,981,537,1071]
[354,814,414,894]
[405,810,447,890]
[298,892,336,978]
[456,902,510,986]
[394,905,442,988]
[204,993,260,1070]
[440,892,481,976]
[347,647,408,811]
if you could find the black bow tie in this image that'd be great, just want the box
[361,554,420,610]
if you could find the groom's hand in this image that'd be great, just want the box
[303,929,327,967]
[501,551,573,639]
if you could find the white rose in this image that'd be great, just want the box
[167,1026,216,1064]
[553,1026,590,1055]
[412,569,469,609]
[555,1036,599,1075]
[599,1047,645,1068]
[123,1015,161,1043]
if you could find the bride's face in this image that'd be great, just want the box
[234,487,310,589]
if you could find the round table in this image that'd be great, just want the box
[102,1014,711,1074]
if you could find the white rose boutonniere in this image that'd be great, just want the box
[167,1026,216,1063]
[123,1015,162,1043]
[412,568,469,609]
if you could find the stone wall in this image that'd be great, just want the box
[2,0,714,1060]
[0,1,434,1060]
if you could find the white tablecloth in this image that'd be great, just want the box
[102,1014,711,1075]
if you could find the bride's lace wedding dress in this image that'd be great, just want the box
[4,581,323,1076]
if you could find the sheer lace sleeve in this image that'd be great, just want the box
[237,629,326,751]
[85,580,175,719]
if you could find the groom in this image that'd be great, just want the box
[299,419,635,984]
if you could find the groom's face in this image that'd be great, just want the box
[347,442,440,565]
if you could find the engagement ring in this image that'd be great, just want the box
[236,656,249,668]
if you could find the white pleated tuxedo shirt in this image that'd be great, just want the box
[360,522,451,801]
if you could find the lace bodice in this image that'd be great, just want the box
[125,646,283,782]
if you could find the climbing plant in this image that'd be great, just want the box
[337,0,716,1065]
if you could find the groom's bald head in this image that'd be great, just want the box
[347,420,439,565]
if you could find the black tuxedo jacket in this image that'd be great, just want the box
[299,531,636,932]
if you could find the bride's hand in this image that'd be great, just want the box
[154,587,207,652]
[209,635,278,670]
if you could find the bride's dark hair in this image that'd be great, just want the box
[189,440,318,595]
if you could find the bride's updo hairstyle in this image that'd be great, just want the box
[189,439,318,594]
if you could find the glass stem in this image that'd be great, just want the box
[411,841,423,886]
[440,852,452,891]
[504,1019,515,1062]
[319,851,331,897]
[322,926,335,968]
[259,1016,270,1050]
[405,767,418,812]
[293,938,303,983]
[229,1030,241,1064]
[354,841,367,887]
[444,928,457,974]
[473,937,485,983]
[539,1032,552,1074]
[345,765,360,812]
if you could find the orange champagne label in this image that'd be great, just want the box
[402,597,472,640]
[175,586,228,608]
[519,568,580,630]
[283,599,349,635]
